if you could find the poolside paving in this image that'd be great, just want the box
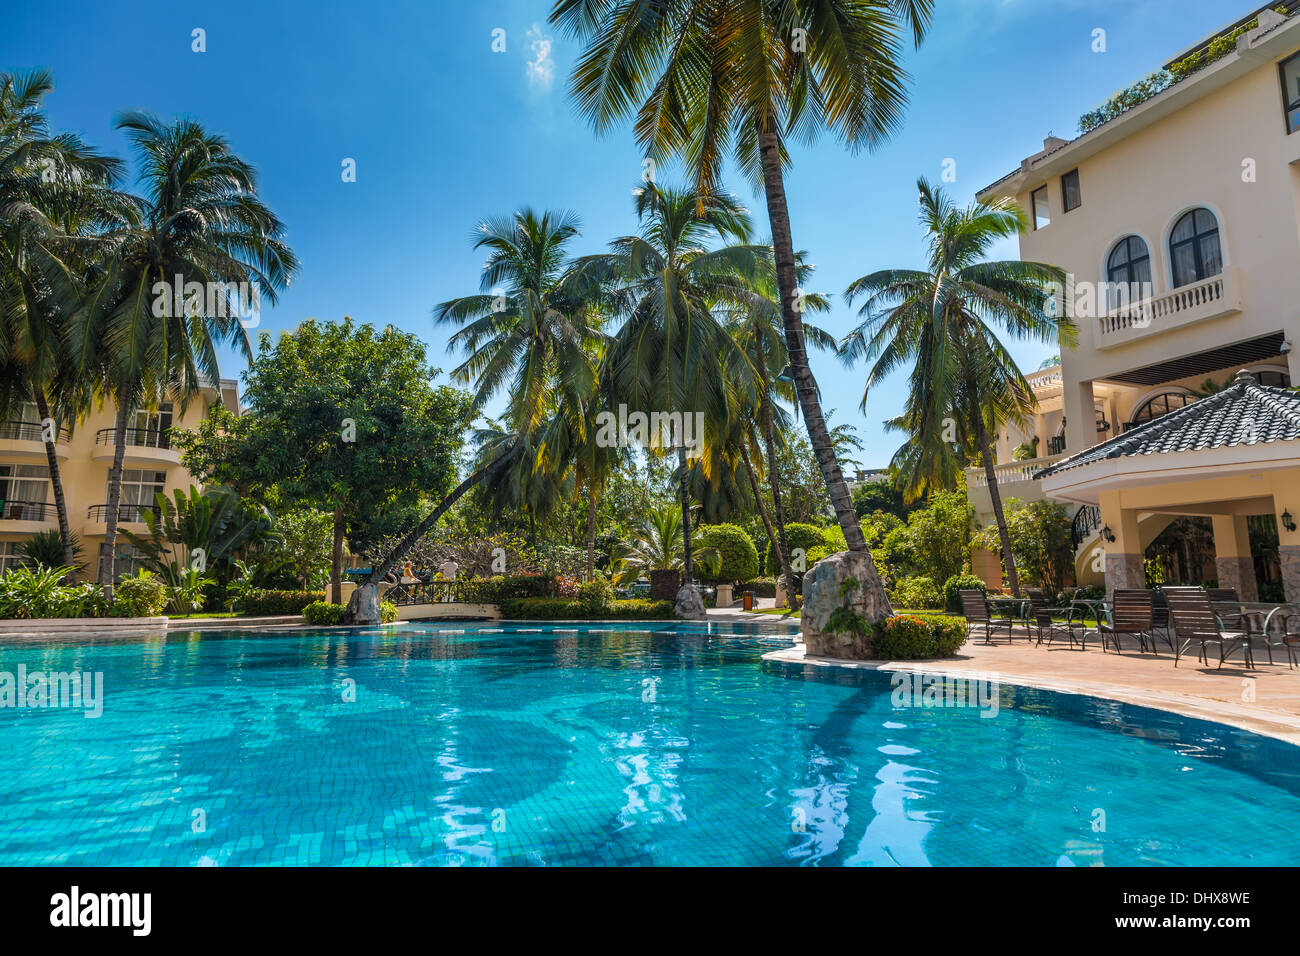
[754,619,1300,745]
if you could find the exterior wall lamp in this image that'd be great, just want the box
[1283,510,1297,533]
[1101,525,1117,543]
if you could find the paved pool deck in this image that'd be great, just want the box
[756,626,1300,746]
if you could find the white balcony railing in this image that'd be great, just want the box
[1095,268,1241,349]
[967,454,1065,490]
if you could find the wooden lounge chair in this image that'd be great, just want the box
[1149,588,1175,651]
[1164,586,1252,668]
[1098,589,1154,654]
[959,589,1014,645]
[1207,587,1244,631]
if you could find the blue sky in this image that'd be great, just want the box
[2,0,1249,467]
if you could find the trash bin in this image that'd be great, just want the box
[742,590,754,611]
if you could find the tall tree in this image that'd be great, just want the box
[0,69,127,573]
[551,0,932,563]
[571,182,760,583]
[75,112,298,593]
[173,318,471,603]
[840,178,1072,595]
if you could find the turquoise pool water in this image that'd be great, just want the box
[2,620,1298,866]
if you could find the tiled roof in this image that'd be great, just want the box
[1036,370,1300,477]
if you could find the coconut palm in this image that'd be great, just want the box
[435,208,601,433]
[551,0,932,564]
[721,249,833,597]
[571,182,762,582]
[74,112,298,591]
[840,178,1073,596]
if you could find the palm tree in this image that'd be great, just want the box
[435,208,601,434]
[571,182,761,583]
[75,112,298,592]
[550,0,932,561]
[0,70,128,573]
[721,249,834,600]
[840,178,1073,595]
[613,505,683,585]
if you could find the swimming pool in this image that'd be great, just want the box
[2,620,1298,866]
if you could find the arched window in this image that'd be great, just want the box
[1169,208,1222,287]
[1107,236,1152,287]
[1127,391,1197,430]
[1250,368,1291,388]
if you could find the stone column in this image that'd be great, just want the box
[1064,379,1096,456]
[1099,492,1143,598]
[1211,515,1257,601]
[1275,495,1300,602]
[1281,546,1300,604]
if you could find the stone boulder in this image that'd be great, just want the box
[674,583,708,620]
[801,550,892,659]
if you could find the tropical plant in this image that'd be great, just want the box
[840,178,1072,595]
[107,568,168,617]
[551,0,932,573]
[0,564,79,618]
[0,70,128,572]
[166,566,211,614]
[16,528,85,571]
[572,181,761,583]
[122,484,276,586]
[974,498,1074,596]
[614,506,684,585]
[75,112,298,593]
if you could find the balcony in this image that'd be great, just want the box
[0,499,60,532]
[0,421,71,461]
[91,427,182,465]
[966,454,1064,519]
[1095,268,1242,350]
[86,503,159,525]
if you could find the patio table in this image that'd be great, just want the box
[1212,601,1299,665]
[987,596,1028,624]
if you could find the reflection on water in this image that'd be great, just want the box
[0,620,1297,866]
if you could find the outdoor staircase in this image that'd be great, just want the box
[1072,508,1176,587]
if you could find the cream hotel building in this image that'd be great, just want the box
[0,381,239,578]
[972,3,1300,602]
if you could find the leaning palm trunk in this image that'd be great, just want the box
[757,127,867,553]
[98,392,131,597]
[32,390,75,576]
[345,451,507,624]
[974,412,1020,596]
[677,446,693,582]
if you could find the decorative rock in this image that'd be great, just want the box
[345,581,381,625]
[674,583,708,620]
[801,550,892,659]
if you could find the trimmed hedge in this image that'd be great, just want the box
[942,573,987,613]
[872,614,967,660]
[241,589,325,615]
[499,597,675,620]
[765,523,829,575]
[892,575,943,610]
[694,523,759,584]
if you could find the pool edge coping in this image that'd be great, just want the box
[762,643,1300,748]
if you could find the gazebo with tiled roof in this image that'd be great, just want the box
[1036,369,1300,601]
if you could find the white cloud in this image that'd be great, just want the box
[526,23,555,91]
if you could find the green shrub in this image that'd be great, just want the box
[241,589,325,615]
[694,523,759,583]
[766,523,831,575]
[872,614,967,660]
[891,575,943,610]
[380,601,398,623]
[943,572,988,613]
[806,545,831,566]
[499,597,674,619]
[747,577,776,598]
[576,578,614,613]
[303,601,346,625]
[0,565,98,619]
[110,570,169,618]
